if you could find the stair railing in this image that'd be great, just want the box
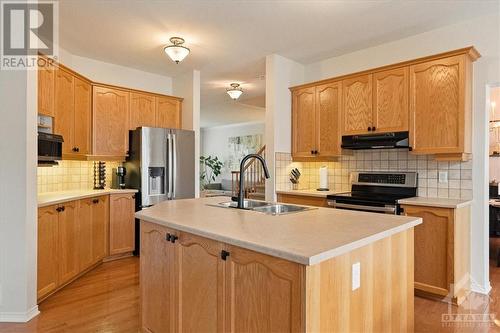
[231,145,266,198]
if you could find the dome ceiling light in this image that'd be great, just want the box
[226,83,243,100]
[164,37,190,64]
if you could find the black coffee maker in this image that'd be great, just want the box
[112,166,127,189]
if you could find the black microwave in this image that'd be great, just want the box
[38,132,63,165]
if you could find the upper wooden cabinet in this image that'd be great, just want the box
[109,193,135,255]
[38,62,55,117]
[130,92,156,130]
[373,67,409,133]
[156,96,182,129]
[292,87,316,158]
[54,68,75,155]
[73,78,92,155]
[409,54,473,159]
[93,86,130,157]
[342,74,373,135]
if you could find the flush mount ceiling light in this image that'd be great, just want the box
[226,83,243,100]
[164,37,190,64]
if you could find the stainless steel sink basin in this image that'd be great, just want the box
[252,204,313,215]
[211,200,315,215]
[216,199,271,209]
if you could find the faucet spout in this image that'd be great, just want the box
[237,154,270,209]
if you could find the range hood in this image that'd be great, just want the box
[341,131,410,150]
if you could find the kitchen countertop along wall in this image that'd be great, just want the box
[38,189,138,207]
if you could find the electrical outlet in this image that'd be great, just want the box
[352,262,360,291]
[438,171,448,183]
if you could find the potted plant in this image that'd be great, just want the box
[200,155,223,190]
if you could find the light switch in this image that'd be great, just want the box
[438,171,448,183]
[352,262,360,291]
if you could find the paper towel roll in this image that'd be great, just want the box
[319,166,329,190]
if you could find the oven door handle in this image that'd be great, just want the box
[328,201,396,213]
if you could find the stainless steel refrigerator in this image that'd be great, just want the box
[125,127,195,253]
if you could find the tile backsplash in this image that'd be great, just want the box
[37,160,121,193]
[275,150,473,199]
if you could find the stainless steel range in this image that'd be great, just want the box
[326,171,418,215]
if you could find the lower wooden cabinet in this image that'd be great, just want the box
[37,194,113,301]
[37,205,59,299]
[277,193,328,207]
[109,193,135,255]
[140,221,303,333]
[401,204,471,304]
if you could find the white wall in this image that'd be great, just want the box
[173,70,201,197]
[0,69,38,321]
[201,122,265,183]
[201,102,265,128]
[57,47,173,95]
[265,54,305,201]
[302,13,500,293]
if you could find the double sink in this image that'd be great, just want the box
[213,199,315,215]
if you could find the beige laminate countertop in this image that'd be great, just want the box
[398,197,472,209]
[135,197,421,266]
[38,189,138,207]
[276,189,343,198]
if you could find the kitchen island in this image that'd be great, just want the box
[136,197,422,333]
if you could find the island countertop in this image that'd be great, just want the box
[136,197,421,265]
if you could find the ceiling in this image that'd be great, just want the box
[57,0,497,126]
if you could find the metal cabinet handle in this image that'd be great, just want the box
[170,235,178,244]
[92,198,99,204]
[221,250,230,261]
[166,233,172,242]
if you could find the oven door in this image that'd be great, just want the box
[327,199,398,214]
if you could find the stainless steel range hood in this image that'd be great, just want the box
[341,131,410,150]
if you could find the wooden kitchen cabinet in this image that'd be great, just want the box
[224,245,304,332]
[409,54,475,160]
[401,204,471,305]
[373,67,409,133]
[156,96,182,129]
[73,77,92,155]
[91,195,109,262]
[130,92,156,130]
[109,193,135,255]
[37,205,59,299]
[292,87,316,158]
[78,198,94,271]
[54,68,75,155]
[38,61,55,117]
[58,200,79,285]
[277,193,328,207]
[342,74,373,135]
[93,86,130,157]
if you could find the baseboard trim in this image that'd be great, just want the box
[470,278,492,295]
[0,305,39,323]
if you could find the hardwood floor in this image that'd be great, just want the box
[0,257,139,333]
[0,244,498,333]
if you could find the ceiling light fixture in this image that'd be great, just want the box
[164,37,190,64]
[226,83,243,100]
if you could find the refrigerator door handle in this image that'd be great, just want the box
[172,133,177,199]
[167,133,173,199]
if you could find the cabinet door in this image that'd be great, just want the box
[78,198,94,271]
[54,68,75,154]
[224,245,304,332]
[37,205,59,299]
[93,86,130,156]
[109,193,135,255]
[342,74,373,135]
[91,195,109,262]
[141,222,176,333]
[403,205,453,296]
[156,96,182,129]
[38,61,55,116]
[409,55,465,154]
[292,87,316,158]
[58,201,79,285]
[174,232,224,333]
[130,92,156,130]
[373,67,409,133]
[73,78,92,155]
[316,82,342,157]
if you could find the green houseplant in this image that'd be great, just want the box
[200,155,223,190]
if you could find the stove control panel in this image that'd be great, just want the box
[353,172,418,188]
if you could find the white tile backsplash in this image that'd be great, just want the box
[275,150,473,199]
